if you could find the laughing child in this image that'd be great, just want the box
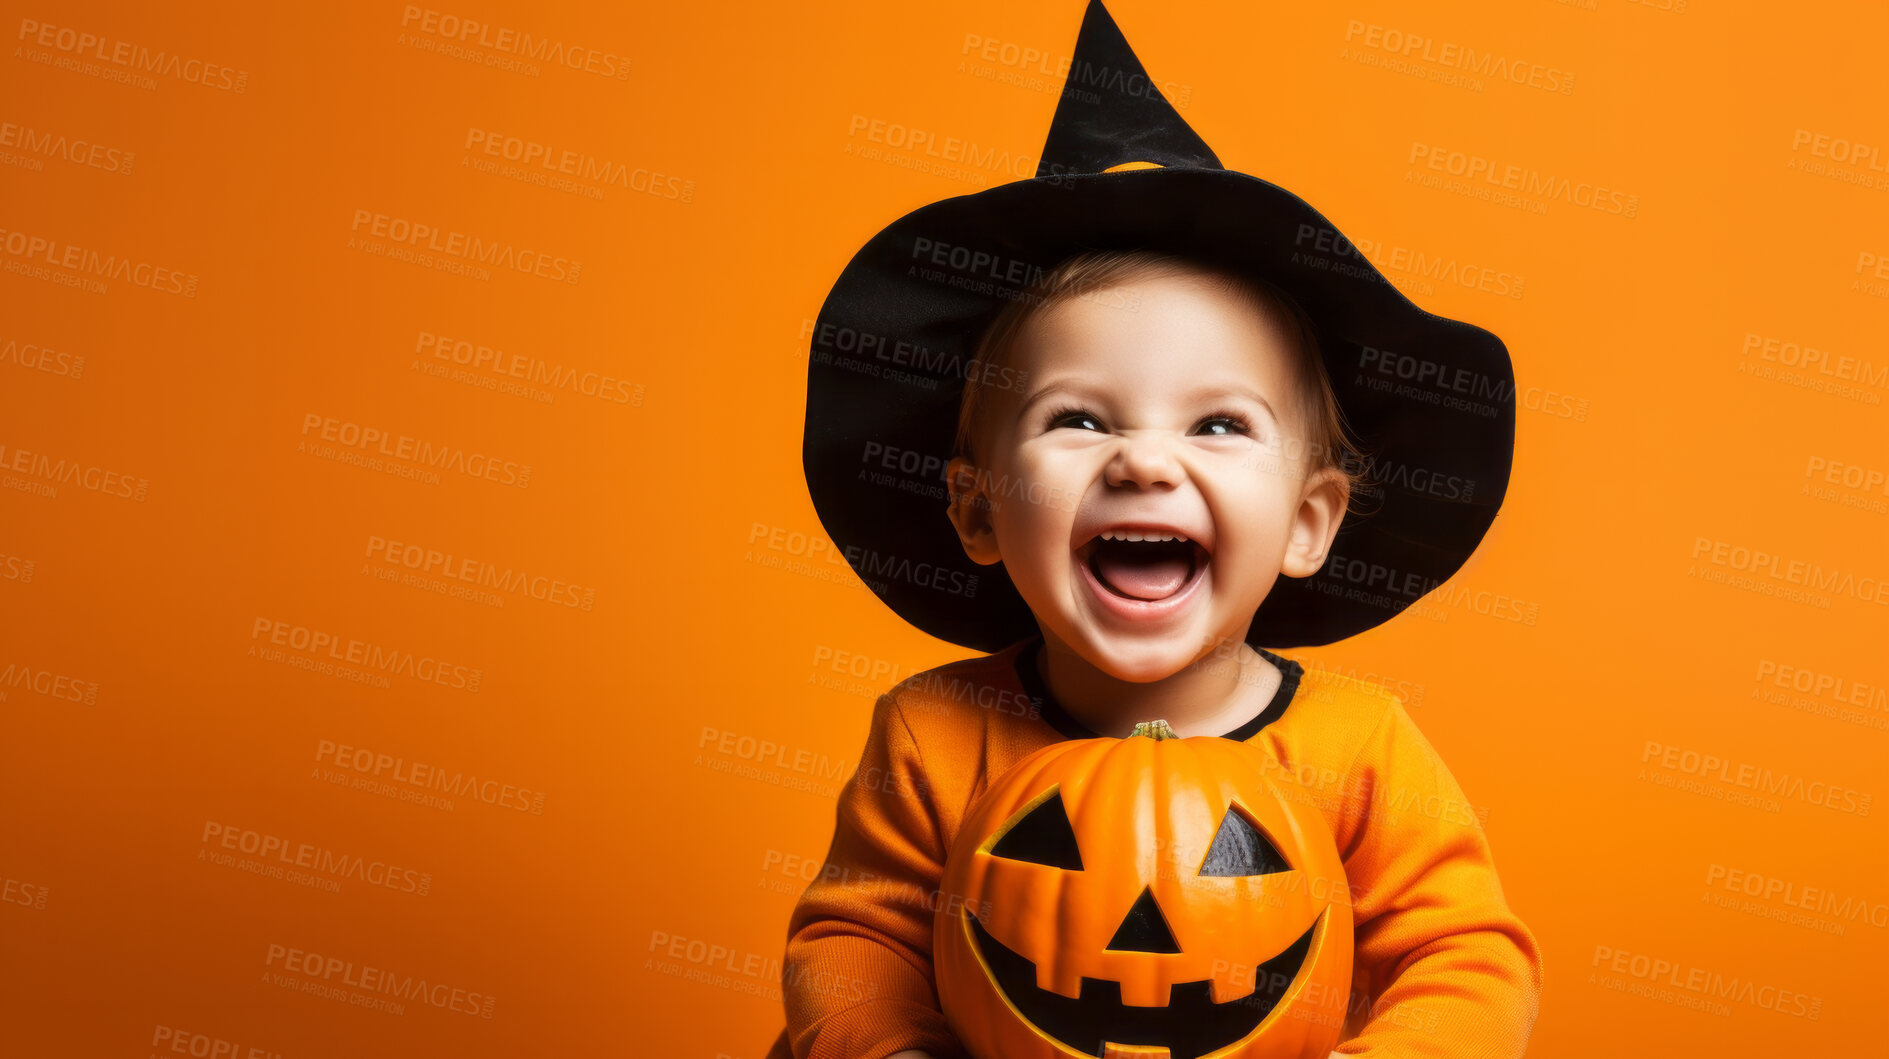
[770,3,1542,1057]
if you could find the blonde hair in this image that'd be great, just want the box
[952,249,1362,498]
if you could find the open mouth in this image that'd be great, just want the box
[965,910,1321,1059]
[1076,531,1210,605]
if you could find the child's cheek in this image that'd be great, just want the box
[998,491,1072,561]
[1213,519,1285,584]
[1009,448,1093,519]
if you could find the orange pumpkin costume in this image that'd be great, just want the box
[766,641,1542,1058]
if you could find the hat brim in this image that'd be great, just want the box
[804,166,1515,651]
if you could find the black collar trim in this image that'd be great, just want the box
[1013,639,1302,743]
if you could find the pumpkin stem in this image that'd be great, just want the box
[1130,719,1178,741]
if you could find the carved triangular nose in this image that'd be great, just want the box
[1106,886,1182,953]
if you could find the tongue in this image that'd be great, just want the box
[1092,547,1193,601]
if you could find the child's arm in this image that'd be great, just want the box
[778,692,964,1059]
[1331,701,1544,1057]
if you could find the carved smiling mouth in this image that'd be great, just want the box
[964,910,1322,1059]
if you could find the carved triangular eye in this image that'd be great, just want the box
[1198,805,1289,877]
[988,789,1083,870]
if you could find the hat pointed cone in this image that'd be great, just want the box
[1035,0,1222,178]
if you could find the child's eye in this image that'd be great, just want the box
[1049,408,1105,432]
[1193,414,1252,437]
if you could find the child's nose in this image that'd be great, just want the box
[1104,431,1187,489]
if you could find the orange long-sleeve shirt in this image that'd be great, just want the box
[767,639,1542,1059]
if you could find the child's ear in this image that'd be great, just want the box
[1280,467,1349,580]
[945,457,1003,566]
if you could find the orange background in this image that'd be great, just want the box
[2,1,1884,1055]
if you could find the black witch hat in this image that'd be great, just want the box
[803,0,1515,652]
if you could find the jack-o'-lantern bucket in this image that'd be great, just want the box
[936,721,1353,1059]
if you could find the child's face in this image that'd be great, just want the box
[947,270,1347,683]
